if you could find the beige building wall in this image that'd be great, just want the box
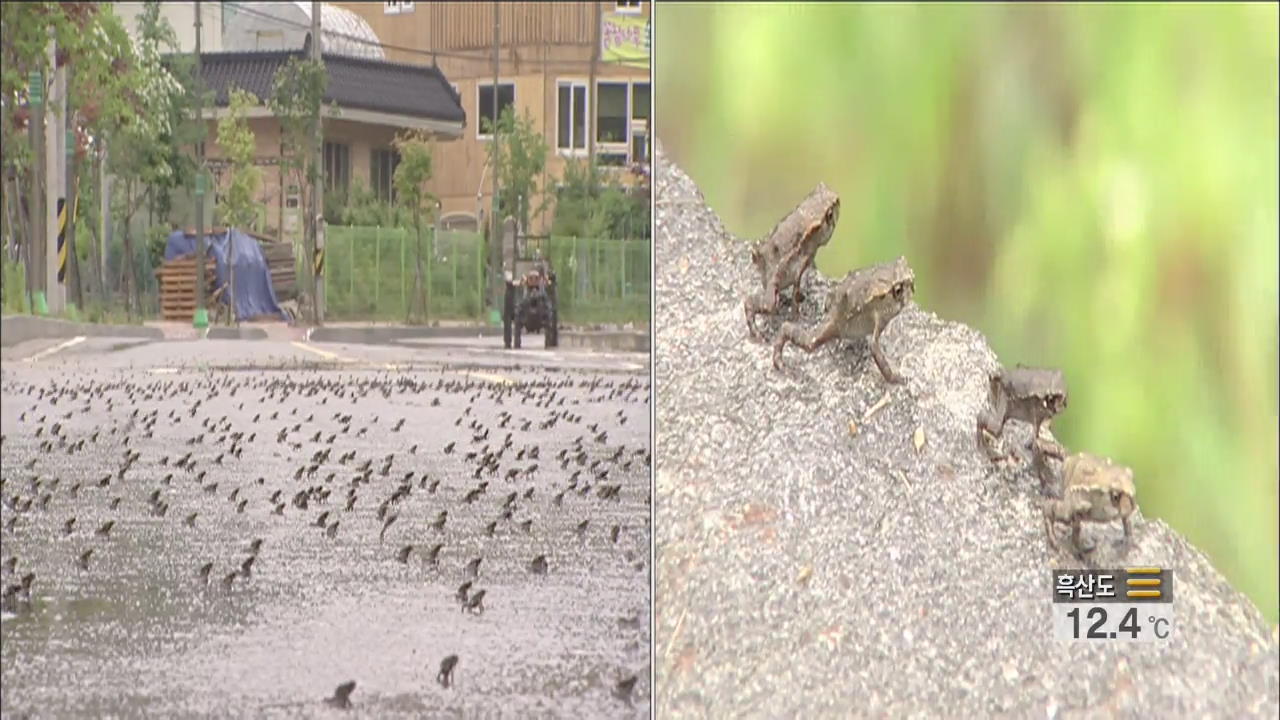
[335,1,651,235]
[197,114,426,241]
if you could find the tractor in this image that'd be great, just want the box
[502,253,559,349]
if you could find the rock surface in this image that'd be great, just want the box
[653,141,1279,718]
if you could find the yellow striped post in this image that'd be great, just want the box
[56,197,67,283]
[314,246,324,277]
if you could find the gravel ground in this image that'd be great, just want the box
[653,141,1279,718]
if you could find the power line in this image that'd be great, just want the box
[219,1,646,70]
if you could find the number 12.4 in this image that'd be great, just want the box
[1067,606,1140,639]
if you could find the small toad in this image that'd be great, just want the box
[1043,452,1137,557]
[976,366,1068,466]
[772,256,915,384]
[744,183,840,338]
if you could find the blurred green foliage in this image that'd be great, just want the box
[657,3,1278,621]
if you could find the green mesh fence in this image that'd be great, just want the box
[544,236,650,325]
[320,225,650,325]
[322,226,486,322]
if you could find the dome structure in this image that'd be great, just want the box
[223,2,386,61]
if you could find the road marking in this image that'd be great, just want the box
[290,341,357,363]
[149,368,180,374]
[456,370,515,385]
[23,336,85,363]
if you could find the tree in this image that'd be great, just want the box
[215,87,261,323]
[216,88,260,231]
[484,105,548,237]
[269,55,327,318]
[103,0,191,319]
[551,159,650,240]
[391,130,435,324]
[1,3,136,310]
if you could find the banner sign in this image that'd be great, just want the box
[602,13,649,68]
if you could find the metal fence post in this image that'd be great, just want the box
[348,230,354,316]
[375,226,381,314]
[426,227,433,322]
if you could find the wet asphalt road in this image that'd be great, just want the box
[0,337,651,718]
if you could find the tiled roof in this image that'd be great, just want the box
[189,49,465,125]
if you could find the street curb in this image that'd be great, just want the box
[559,331,650,353]
[308,325,649,353]
[206,326,269,341]
[308,326,504,344]
[1,315,164,348]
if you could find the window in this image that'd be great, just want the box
[384,1,415,15]
[253,29,284,50]
[616,1,643,13]
[631,82,650,121]
[556,81,588,152]
[323,141,350,197]
[371,148,399,203]
[476,82,515,139]
[591,80,649,166]
[630,82,650,165]
[631,128,647,165]
[596,82,628,145]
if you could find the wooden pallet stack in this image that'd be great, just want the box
[260,240,298,302]
[155,255,217,321]
[157,228,297,320]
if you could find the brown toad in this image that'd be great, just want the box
[772,256,915,384]
[976,366,1067,466]
[1043,452,1137,557]
[744,183,840,338]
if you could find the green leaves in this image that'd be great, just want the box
[484,105,548,232]
[270,56,327,180]
[391,130,435,224]
[216,87,261,231]
[552,159,648,240]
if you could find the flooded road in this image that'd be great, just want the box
[1,338,651,717]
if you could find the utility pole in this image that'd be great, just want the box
[64,61,76,310]
[29,61,47,314]
[588,1,601,164]
[311,0,324,325]
[99,139,109,295]
[193,0,209,329]
[46,29,65,315]
[489,0,501,310]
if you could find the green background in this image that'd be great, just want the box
[656,2,1278,622]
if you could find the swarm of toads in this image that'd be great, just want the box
[741,183,1137,560]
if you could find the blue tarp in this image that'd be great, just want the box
[165,228,287,322]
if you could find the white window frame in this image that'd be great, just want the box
[595,80,630,151]
[615,1,643,14]
[384,2,415,15]
[629,81,650,165]
[476,80,516,141]
[594,79,649,166]
[555,79,590,156]
[630,125,648,166]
